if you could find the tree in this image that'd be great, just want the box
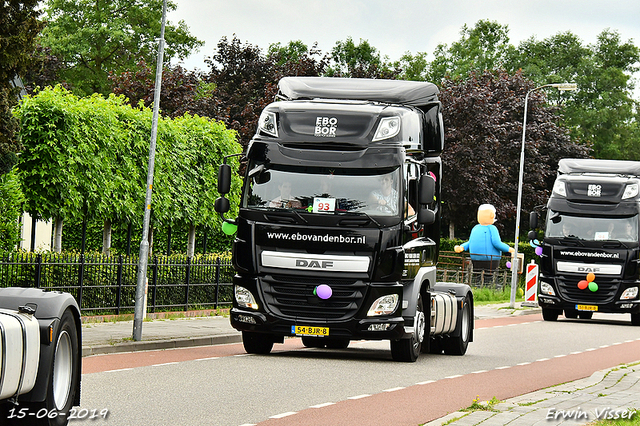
[439,70,591,238]
[505,29,640,160]
[326,37,399,79]
[0,0,43,174]
[394,51,429,81]
[427,20,511,84]
[0,171,25,251]
[39,0,203,95]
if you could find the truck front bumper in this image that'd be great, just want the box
[230,307,410,341]
[538,294,640,314]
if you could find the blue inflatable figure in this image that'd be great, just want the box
[454,204,514,271]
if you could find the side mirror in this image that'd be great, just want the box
[418,174,435,205]
[417,208,436,225]
[218,164,232,195]
[529,211,539,229]
[215,197,230,214]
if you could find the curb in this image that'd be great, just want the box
[82,334,243,357]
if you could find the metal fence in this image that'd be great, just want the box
[0,252,234,315]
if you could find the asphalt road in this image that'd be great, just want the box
[79,313,640,426]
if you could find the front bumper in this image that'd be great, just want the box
[538,294,640,314]
[230,307,409,341]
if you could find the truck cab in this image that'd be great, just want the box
[216,77,473,362]
[530,158,640,325]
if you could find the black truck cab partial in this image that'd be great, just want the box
[216,77,473,362]
[530,158,640,325]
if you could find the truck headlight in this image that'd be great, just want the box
[620,287,638,300]
[622,183,639,200]
[552,181,567,197]
[373,117,400,141]
[235,286,259,310]
[367,294,399,316]
[258,110,278,138]
[540,282,556,296]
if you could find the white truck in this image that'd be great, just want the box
[0,287,81,425]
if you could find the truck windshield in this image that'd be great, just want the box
[546,211,639,243]
[243,165,402,217]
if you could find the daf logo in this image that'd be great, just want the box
[578,267,600,273]
[296,259,334,269]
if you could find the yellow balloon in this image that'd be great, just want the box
[586,272,595,282]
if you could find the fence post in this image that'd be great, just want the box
[77,254,85,311]
[116,254,123,315]
[151,256,158,313]
[214,257,221,309]
[184,256,191,311]
[35,253,42,288]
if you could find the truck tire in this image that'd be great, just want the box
[632,313,640,326]
[25,309,79,426]
[390,294,425,362]
[443,295,472,356]
[542,308,560,321]
[242,331,274,354]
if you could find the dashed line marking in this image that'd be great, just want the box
[536,358,550,362]
[151,362,179,367]
[103,368,133,373]
[310,402,335,408]
[495,366,511,370]
[554,354,566,358]
[445,374,463,379]
[517,362,531,366]
[348,394,371,400]
[269,412,297,419]
[194,357,220,361]
[383,387,405,392]
[472,370,488,374]
[416,380,435,385]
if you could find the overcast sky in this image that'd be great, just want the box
[168,0,640,76]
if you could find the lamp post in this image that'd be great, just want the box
[509,82,577,308]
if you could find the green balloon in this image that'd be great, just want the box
[588,281,598,292]
[221,221,237,235]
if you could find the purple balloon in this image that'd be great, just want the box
[535,246,543,256]
[506,261,512,269]
[315,284,332,300]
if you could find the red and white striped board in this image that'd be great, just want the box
[523,261,539,307]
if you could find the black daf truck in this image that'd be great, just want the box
[215,77,473,362]
[529,158,640,325]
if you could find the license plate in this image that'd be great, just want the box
[576,304,598,312]
[292,325,329,337]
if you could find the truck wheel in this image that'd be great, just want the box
[542,308,560,321]
[443,295,472,356]
[242,331,274,354]
[28,309,79,426]
[631,313,640,326]
[390,294,425,362]
[578,312,593,320]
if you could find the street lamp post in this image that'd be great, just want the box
[509,83,577,308]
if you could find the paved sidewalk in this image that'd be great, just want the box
[425,362,640,426]
[81,314,242,357]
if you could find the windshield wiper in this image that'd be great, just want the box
[342,210,382,227]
